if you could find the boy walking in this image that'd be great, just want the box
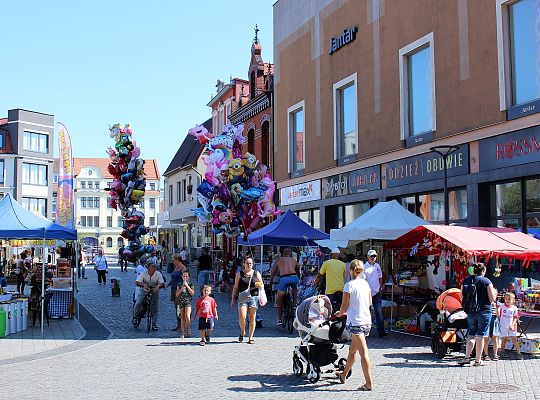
[195,285,218,346]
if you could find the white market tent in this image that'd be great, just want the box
[330,200,430,243]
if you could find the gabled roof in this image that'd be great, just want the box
[73,158,160,180]
[163,118,211,176]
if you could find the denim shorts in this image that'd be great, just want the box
[488,316,501,337]
[467,311,492,337]
[238,296,258,309]
[198,317,214,331]
[346,324,371,336]
[277,275,299,292]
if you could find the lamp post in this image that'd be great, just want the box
[430,145,460,289]
[429,145,460,225]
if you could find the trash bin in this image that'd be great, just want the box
[0,303,10,336]
[0,310,6,338]
[111,278,121,297]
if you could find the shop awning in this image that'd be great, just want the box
[384,225,540,261]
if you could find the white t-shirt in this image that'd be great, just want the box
[343,278,372,326]
[93,255,108,271]
[360,262,383,296]
[136,270,164,288]
[499,302,518,330]
[135,265,147,285]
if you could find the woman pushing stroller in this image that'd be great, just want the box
[335,259,373,391]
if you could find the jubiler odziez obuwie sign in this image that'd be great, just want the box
[385,145,469,188]
[328,26,358,55]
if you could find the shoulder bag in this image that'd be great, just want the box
[238,272,253,303]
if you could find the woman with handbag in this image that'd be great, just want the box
[93,249,109,286]
[231,256,263,344]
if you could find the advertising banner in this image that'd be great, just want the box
[280,180,321,206]
[56,122,74,228]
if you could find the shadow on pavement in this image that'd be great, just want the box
[146,340,238,347]
[227,373,353,393]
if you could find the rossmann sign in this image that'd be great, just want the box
[479,125,540,171]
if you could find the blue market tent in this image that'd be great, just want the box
[237,209,329,246]
[0,193,77,239]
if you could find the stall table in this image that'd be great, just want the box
[46,288,72,318]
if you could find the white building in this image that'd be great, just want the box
[73,158,160,254]
[160,119,211,258]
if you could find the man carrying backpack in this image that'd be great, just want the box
[457,263,496,367]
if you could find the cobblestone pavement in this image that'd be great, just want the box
[2,266,539,400]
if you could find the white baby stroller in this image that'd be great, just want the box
[292,295,351,383]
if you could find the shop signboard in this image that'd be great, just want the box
[479,125,540,171]
[280,180,321,206]
[385,145,469,188]
[322,165,380,199]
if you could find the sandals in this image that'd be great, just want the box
[473,360,485,367]
[358,385,372,391]
[186,331,192,338]
[238,334,244,342]
[151,325,159,331]
[199,340,205,346]
[247,339,255,344]
[335,372,346,384]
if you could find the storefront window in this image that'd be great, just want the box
[494,218,521,230]
[419,192,444,222]
[400,196,416,214]
[526,178,540,212]
[494,181,521,216]
[344,202,370,225]
[312,209,321,230]
[298,210,310,225]
[449,189,468,220]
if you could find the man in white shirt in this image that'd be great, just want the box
[132,263,165,331]
[361,249,387,337]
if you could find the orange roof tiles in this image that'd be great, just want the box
[73,157,160,180]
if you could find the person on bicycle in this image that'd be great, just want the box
[269,248,299,327]
[133,263,165,331]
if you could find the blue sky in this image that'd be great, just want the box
[1,1,274,178]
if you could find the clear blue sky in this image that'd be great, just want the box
[1,1,274,178]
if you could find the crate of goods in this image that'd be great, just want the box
[56,258,71,277]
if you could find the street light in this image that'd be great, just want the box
[429,145,460,225]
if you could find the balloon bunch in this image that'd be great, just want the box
[190,123,281,237]
[105,123,154,261]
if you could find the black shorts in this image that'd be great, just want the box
[198,317,215,331]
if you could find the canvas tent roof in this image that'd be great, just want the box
[0,193,77,240]
[330,200,429,242]
[237,210,329,246]
[384,225,540,261]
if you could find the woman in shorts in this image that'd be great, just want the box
[336,259,373,391]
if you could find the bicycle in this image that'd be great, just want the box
[281,283,296,334]
[132,289,155,333]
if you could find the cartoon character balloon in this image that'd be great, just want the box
[189,122,281,237]
[106,123,152,261]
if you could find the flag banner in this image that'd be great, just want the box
[56,122,74,228]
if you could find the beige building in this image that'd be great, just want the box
[73,158,160,254]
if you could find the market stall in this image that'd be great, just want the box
[0,194,77,335]
[237,210,330,303]
[385,225,540,345]
[329,200,430,330]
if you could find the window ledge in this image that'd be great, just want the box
[405,131,434,148]
[507,99,540,121]
[289,169,304,179]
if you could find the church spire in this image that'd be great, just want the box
[254,24,259,44]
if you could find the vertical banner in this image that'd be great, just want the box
[56,122,74,228]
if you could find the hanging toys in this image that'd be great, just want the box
[493,258,502,277]
[468,265,475,275]
[106,123,153,262]
[189,123,281,237]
